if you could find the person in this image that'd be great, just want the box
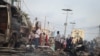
[63,38,66,49]
[55,31,61,50]
[45,34,49,46]
[28,30,35,45]
[78,37,83,44]
[89,41,94,56]
[26,31,35,51]
[49,37,55,51]
[34,21,41,48]
[66,35,73,49]
[40,33,46,46]
[60,37,65,50]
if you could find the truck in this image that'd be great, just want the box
[0,0,30,48]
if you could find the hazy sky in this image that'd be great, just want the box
[21,0,100,41]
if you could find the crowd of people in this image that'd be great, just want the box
[54,31,84,51]
[27,23,84,52]
[28,21,45,48]
[26,19,99,56]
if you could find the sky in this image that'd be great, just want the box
[21,0,100,41]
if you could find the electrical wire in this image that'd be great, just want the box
[22,0,34,17]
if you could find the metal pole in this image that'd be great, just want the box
[64,11,68,37]
[62,9,72,38]
[44,16,46,30]
[48,21,50,29]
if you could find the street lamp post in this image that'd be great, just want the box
[62,9,72,38]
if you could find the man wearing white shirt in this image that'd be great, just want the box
[34,21,41,48]
[55,31,61,50]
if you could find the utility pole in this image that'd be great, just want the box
[47,21,50,29]
[64,11,68,38]
[44,16,46,31]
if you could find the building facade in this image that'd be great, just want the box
[71,29,85,44]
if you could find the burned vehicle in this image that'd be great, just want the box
[0,0,29,48]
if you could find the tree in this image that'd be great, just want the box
[22,11,32,30]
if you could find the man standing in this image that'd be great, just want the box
[34,21,41,49]
[55,31,61,50]
[66,35,73,49]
